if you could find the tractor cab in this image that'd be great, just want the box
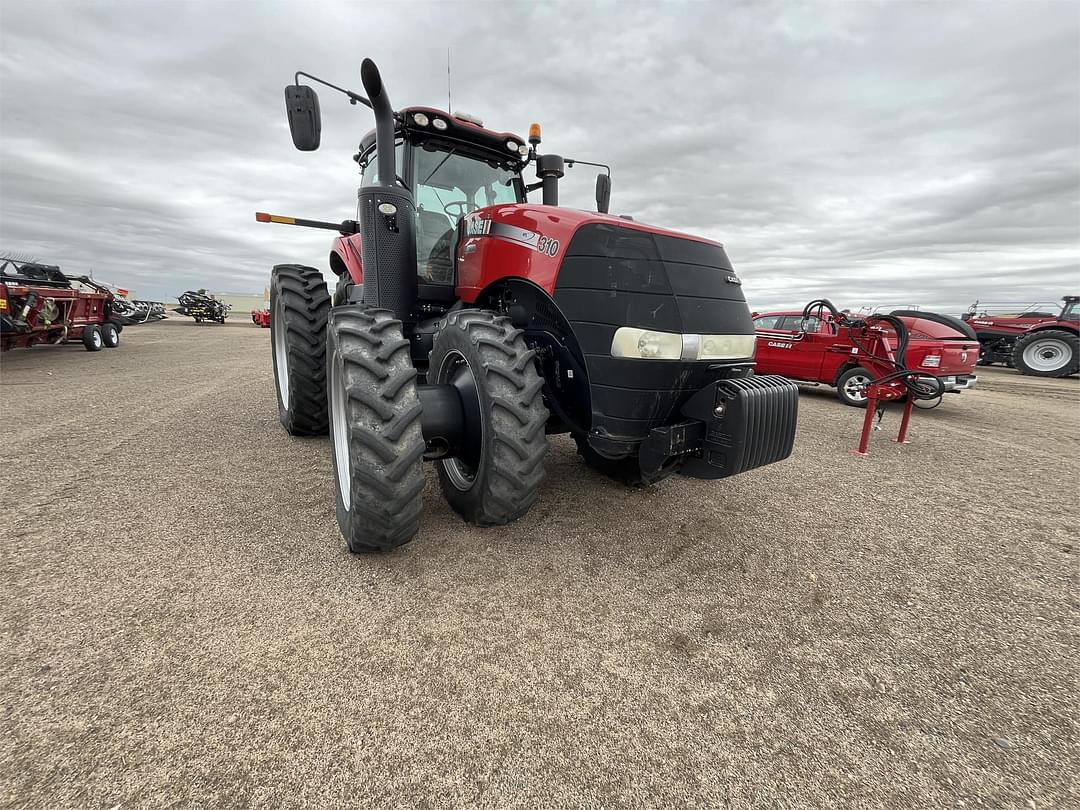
[1060,296,1079,322]
[354,108,528,285]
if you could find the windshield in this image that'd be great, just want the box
[413,146,520,218]
[1063,301,1078,321]
[412,145,521,284]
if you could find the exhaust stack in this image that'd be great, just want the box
[356,58,418,322]
[361,59,397,188]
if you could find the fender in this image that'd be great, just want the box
[331,233,365,284]
[475,276,592,435]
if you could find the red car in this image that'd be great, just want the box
[752,308,979,406]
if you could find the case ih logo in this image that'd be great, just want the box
[463,216,561,257]
[464,216,492,237]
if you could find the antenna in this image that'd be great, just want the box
[447,48,452,111]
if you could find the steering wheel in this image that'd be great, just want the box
[444,200,479,219]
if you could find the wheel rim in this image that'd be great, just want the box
[329,353,351,511]
[843,372,872,402]
[1022,338,1069,372]
[436,349,483,492]
[272,296,290,409]
[93,331,102,348]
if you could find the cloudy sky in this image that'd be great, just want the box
[1,0,1077,313]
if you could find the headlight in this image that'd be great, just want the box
[432,118,448,131]
[610,328,755,361]
[412,112,429,127]
[611,327,682,360]
[696,334,757,360]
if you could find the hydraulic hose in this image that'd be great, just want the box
[852,313,945,401]
[801,301,945,401]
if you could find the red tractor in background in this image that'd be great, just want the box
[752,303,974,407]
[962,297,1079,377]
[1,259,123,352]
[257,59,798,553]
[251,309,271,328]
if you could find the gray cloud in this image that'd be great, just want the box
[1,0,1077,314]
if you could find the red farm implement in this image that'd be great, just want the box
[1,259,122,352]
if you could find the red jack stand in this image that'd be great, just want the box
[850,381,913,456]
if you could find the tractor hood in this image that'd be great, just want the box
[455,204,754,444]
[455,204,737,305]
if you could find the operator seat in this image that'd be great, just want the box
[416,207,455,284]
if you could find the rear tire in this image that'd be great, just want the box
[327,306,425,552]
[837,366,875,407]
[430,309,548,526]
[1012,330,1079,377]
[102,322,120,348]
[270,264,331,435]
[82,324,103,352]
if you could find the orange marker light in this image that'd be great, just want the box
[255,212,271,222]
[528,122,542,145]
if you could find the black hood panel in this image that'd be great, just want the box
[551,223,756,446]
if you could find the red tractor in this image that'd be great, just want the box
[1,259,122,352]
[251,309,271,328]
[753,305,979,406]
[258,59,798,553]
[962,297,1079,377]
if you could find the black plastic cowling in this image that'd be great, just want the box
[357,58,418,322]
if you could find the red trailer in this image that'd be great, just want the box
[752,305,979,406]
[1,260,121,352]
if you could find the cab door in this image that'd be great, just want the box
[770,315,831,381]
[753,314,800,378]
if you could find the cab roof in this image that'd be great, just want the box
[358,107,528,169]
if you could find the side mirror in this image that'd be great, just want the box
[595,173,611,214]
[284,85,321,151]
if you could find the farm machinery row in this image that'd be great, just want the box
[256,58,799,553]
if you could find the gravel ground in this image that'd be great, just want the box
[1,320,1077,809]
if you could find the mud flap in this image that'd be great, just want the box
[639,375,799,480]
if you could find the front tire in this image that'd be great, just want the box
[430,310,548,526]
[270,264,331,435]
[327,306,425,552]
[837,366,875,407]
[1012,330,1079,377]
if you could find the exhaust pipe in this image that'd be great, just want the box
[355,58,418,322]
[360,58,396,188]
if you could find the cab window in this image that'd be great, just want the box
[754,315,782,330]
[777,315,820,332]
[359,142,404,187]
[412,144,522,285]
